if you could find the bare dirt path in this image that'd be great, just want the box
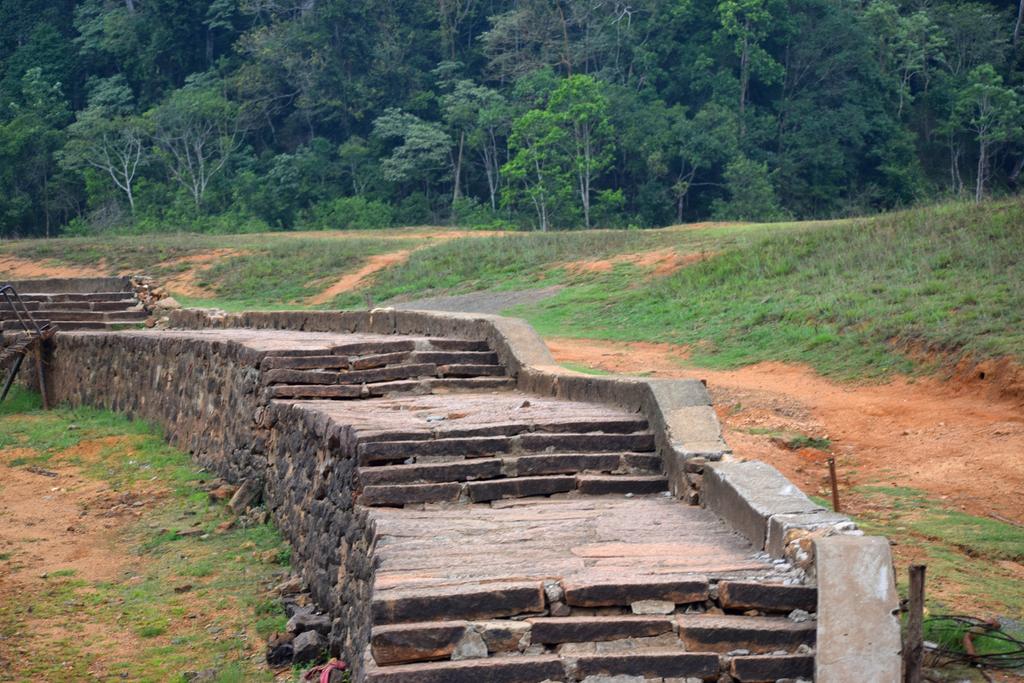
[307,248,416,304]
[546,338,1024,525]
[0,436,152,673]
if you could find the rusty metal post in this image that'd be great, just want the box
[827,457,841,512]
[904,564,926,682]
[33,339,49,410]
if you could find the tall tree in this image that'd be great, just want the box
[547,74,615,228]
[950,64,1023,202]
[149,77,242,211]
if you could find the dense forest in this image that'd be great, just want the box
[2,0,1023,236]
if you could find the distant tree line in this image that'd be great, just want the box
[2,0,1023,236]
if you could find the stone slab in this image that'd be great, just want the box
[704,461,823,551]
[814,536,901,683]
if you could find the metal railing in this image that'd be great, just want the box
[0,284,53,406]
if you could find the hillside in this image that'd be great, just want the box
[3,200,1023,381]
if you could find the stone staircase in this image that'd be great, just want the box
[263,336,819,683]
[0,285,146,332]
[261,338,514,400]
[365,577,817,682]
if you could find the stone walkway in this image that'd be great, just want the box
[43,325,819,682]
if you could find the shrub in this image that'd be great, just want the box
[306,196,395,230]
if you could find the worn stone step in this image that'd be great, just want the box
[0,309,146,322]
[518,432,656,453]
[268,384,364,399]
[359,432,657,465]
[466,475,577,502]
[575,474,668,495]
[422,338,490,351]
[371,377,516,395]
[362,416,650,442]
[364,655,564,683]
[370,621,470,665]
[372,581,545,625]
[411,351,499,365]
[528,615,675,644]
[261,355,352,371]
[268,376,516,401]
[362,482,463,506]
[360,436,512,464]
[1,319,144,331]
[729,653,815,682]
[17,292,134,303]
[563,575,710,607]
[573,651,720,680]
[263,363,437,386]
[359,459,505,486]
[717,580,817,614]
[437,363,506,377]
[677,614,815,653]
[330,339,417,355]
[359,453,662,486]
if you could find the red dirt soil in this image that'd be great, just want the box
[562,249,713,278]
[546,338,1024,525]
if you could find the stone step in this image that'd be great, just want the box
[412,351,499,365]
[562,575,710,608]
[729,653,815,682]
[372,581,546,625]
[260,350,500,372]
[2,299,136,312]
[357,417,650,442]
[423,338,490,351]
[717,580,817,614]
[361,473,670,506]
[261,354,352,371]
[16,292,134,303]
[359,432,656,466]
[262,364,439,386]
[676,614,815,653]
[572,650,720,680]
[0,309,147,322]
[437,363,506,377]
[358,453,663,486]
[267,376,516,400]
[0,319,145,331]
[527,615,676,645]
[364,654,565,683]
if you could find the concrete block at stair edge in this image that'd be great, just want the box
[766,510,853,558]
[704,460,823,551]
[814,535,901,683]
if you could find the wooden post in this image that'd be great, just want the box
[827,457,841,512]
[904,564,926,683]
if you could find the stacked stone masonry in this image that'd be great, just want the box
[4,295,902,683]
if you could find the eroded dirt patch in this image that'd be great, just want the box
[546,338,1024,525]
[0,254,108,279]
[159,248,250,298]
[562,248,712,278]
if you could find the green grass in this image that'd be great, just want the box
[519,201,1024,378]
[0,386,292,681]
[330,223,770,308]
[847,485,1024,618]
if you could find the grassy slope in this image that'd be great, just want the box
[2,199,1022,376]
